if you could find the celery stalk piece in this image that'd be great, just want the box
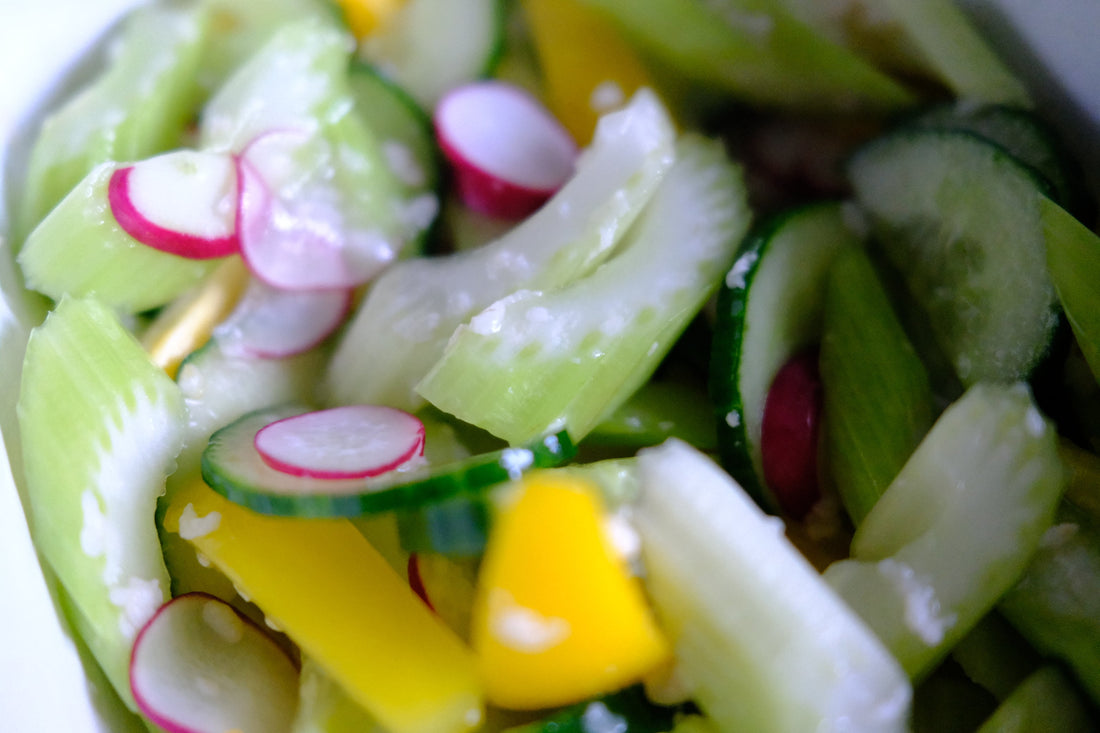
[326,90,676,411]
[633,439,911,732]
[820,245,935,526]
[576,0,915,113]
[17,161,223,313]
[17,297,187,709]
[418,135,751,445]
[14,3,210,242]
[974,667,1094,733]
[825,383,1065,680]
[1042,195,1100,387]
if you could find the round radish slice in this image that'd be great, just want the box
[109,150,239,259]
[760,349,823,519]
[435,81,577,219]
[130,593,298,733]
[254,405,426,480]
[214,279,352,359]
[236,130,400,291]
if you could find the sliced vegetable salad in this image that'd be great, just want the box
[3,0,1100,731]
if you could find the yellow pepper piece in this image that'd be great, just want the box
[522,0,655,144]
[471,473,671,709]
[141,257,250,378]
[164,480,483,733]
[335,0,405,39]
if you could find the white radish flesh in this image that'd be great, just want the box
[254,405,426,480]
[214,279,352,359]
[109,150,239,259]
[129,593,298,733]
[435,81,577,219]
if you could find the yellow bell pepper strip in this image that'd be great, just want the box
[471,472,671,709]
[141,257,250,378]
[521,0,655,144]
[334,0,405,39]
[163,479,484,733]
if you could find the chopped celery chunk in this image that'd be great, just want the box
[825,383,1065,679]
[975,667,1094,733]
[419,134,750,445]
[1043,195,1100,387]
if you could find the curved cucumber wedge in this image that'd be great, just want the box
[710,202,860,510]
[202,405,576,517]
[824,383,1065,679]
[17,297,186,709]
[419,134,751,445]
[14,3,210,242]
[633,439,911,732]
[326,90,676,411]
[361,0,505,109]
[847,129,1059,387]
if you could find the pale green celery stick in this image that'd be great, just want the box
[576,0,914,113]
[17,161,221,313]
[633,439,911,732]
[873,0,1032,107]
[418,135,750,445]
[326,90,676,411]
[18,297,187,709]
[15,3,210,242]
[999,502,1100,704]
[1043,195,1100,386]
[975,667,1095,733]
[820,245,935,526]
[824,383,1065,680]
[292,658,387,733]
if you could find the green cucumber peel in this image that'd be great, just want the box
[847,129,1060,387]
[14,3,211,243]
[576,0,915,114]
[326,89,676,411]
[17,161,222,313]
[17,296,187,709]
[824,383,1065,680]
[820,245,935,526]
[419,134,751,446]
[202,405,576,517]
[633,439,911,732]
[710,201,860,511]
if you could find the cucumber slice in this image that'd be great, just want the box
[819,245,935,526]
[632,439,911,732]
[17,297,186,709]
[202,405,576,517]
[419,135,750,445]
[847,129,1060,386]
[824,383,1065,679]
[575,0,914,113]
[325,89,676,411]
[17,161,222,313]
[14,3,210,242]
[1043,196,1100,388]
[710,202,860,511]
[360,0,506,109]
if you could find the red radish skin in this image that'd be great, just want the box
[760,349,824,519]
[253,405,426,480]
[109,163,239,260]
[435,81,577,219]
[407,554,435,612]
[130,593,298,733]
[215,281,353,359]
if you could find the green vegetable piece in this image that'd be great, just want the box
[419,135,751,445]
[504,685,679,733]
[1043,196,1100,388]
[326,89,676,411]
[633,439,911,732]
[18,297,186,709]
[975,667,1095,733]
[825,383,1065,679]
[292,658,387,733]
[576,0,915,113]
[820,245,935,525]
[17,161,222,313]
[15,3,210,242]
[949,613,1040,702]
[847,129,1059,386]
[585,380,718,453]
